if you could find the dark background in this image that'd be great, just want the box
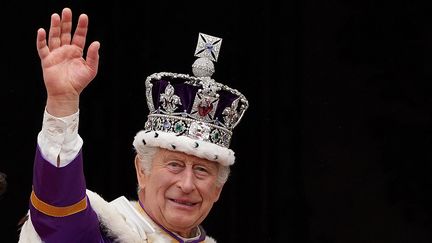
[1,1,432,242]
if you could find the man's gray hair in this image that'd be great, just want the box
[136,146,230,186]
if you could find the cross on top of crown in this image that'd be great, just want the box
[194,33,223,62]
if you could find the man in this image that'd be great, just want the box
[19,7,248,243]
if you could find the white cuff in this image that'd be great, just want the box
[37,108,83,167]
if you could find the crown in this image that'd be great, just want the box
[133,33,249,166]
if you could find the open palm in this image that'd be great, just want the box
[36,8,100,102]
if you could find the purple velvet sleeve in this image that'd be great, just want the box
[30,146,110,242]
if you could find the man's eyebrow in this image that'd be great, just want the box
[164,154,186,161]
[195,160,218,168]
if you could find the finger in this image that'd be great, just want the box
[36,28,50,60]
[60,8,72,46]
[86,41,100,74]
[48,13,61,50]
[71,14,89,50]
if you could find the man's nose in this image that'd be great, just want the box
[178,168,196,193]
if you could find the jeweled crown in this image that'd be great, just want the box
[143,33,249,148]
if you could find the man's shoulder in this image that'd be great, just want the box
[108,195,155,235]
[205,236,217,243]
[86,190,146,243]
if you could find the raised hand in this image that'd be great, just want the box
[36,7,100,117]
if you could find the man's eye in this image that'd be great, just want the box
[167,162,183,172]
[194,166,209,175]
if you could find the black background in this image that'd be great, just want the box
[1,1,432,242]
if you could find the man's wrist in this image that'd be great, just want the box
[46,96,79,117]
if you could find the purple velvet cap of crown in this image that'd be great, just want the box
[151,79,239,121]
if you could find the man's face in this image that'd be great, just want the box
[136,149,223,237]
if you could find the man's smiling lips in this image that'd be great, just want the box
[168,198,200,207]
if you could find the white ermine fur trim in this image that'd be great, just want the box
[18,212,41,243]
[86,190,144,243]
[207,237,217,243]
[133,130,235,166]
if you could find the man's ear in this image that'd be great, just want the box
[134,155,146,189]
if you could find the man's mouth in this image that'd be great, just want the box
[169,199,198,206]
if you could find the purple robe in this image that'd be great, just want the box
[30,146,112,242]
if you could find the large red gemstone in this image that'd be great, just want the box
[198,103,213,116]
